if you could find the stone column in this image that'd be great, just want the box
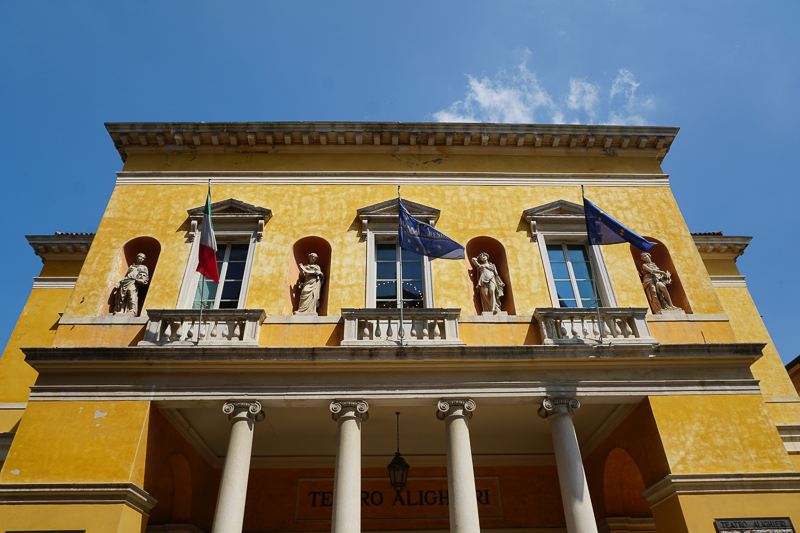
[211,400,265,533]
[538,398,598,533]
[330,400,369,533]
[437,399,480,533]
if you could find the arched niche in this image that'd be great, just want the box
[168,453,192,523]
[286,236,332,316]
[104,236,161,316]
[603,447,652,518]
[630,239,692,314]
[465,237,515,315]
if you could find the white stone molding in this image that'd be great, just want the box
[693,235,751,258]
[31,276,78,289]
[646,313,729,322]
[0,402,27,409]
[116,170,671,188]
[777,424,800,455]
[641,472,800,507]
[0,482,157,515]
[342,308,462,346]
[597,517,656,533]
[710,275,747,288]
[57,315,149,325]
[329,399,369,533]
[538,397,599,533]
[535,308,656,346]
[436,398,480,533]
[26,233,93,262]
[212,400,265,533]
[139,309,266,346]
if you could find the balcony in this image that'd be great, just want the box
[534,307,657,346]
[139,309,266,346]
[341,308,462,346]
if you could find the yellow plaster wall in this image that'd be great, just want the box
[459,322,540,345]
[0,503,147,533]
[0,286,73,403]
[649,395,793,474]
[0,400,150,484]
[701,257,741,277]
[260,323,341,347]
[647,319,736,344]
[0,409,23,433]
[53,323,146,347]
[40,259,85,277]
[670,493,800,533]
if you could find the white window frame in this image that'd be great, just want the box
[365,227,434,308]
[524,200,618,308]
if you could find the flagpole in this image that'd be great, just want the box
[197,179,211,343]
[397,186,405,345]
[582,185,604,345]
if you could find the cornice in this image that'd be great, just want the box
[0,482,157,515]
[642,472,800,507]
[26,233,94,262]
[693,235,751,257]
[106,121,679,163]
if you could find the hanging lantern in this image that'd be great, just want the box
[387,412,410,492]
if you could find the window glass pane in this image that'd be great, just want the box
[221,280,242,300]
[401,260,422,280]
[376,244,396,261]
[403,299,424,309]
[576,280,595,300]
[218,300,238,309]
[401,281,424,300]
[193,278,218,303]
[216,248,227,261]
[376,281,396,300]
[225,261,246,281]
[581,299,598,308]
[571,261,592,280]
[555,281,576,300]
[376,300,396,308]
[547,245,565,262]
[376,262,396,280]
[567,245,589,262]
[228,244,249,261]
[550,262,570,280]
[559,298,578,308]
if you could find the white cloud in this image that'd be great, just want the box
[433,54,655,125]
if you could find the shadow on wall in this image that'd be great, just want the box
[285,236,332,316]
[465,236,515,315]
[630,239,692,314]
[104,236,161,316]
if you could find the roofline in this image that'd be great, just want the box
[105,121,680,163]
[692,235,752,258]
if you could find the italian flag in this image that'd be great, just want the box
[196,186,219,283]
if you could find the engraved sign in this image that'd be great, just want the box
[715,517,795,533]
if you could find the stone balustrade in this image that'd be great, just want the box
[534,307,657,346]
[139,309,266,346]
[341,308,463,346]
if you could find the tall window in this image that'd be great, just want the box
[193,243,248,309]
[375,243,424,308]
[546,243,598,308]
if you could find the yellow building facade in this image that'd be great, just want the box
[0,122,798,533]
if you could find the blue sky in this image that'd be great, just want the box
[1,2,798,363]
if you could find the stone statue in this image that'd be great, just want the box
[295,253,324,315]
[640,252,681,314]
[472,252,505,314]
[114,253,149,315]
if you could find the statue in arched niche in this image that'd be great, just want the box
[295,253,324,315]
[640,252,682,314]
[114,253,149,315]
[472,252,505,314]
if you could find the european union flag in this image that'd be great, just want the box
[583,198,656,252]
[398,198,465,260]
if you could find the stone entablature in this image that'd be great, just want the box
[26,232,94,262]
[106,122,678,162]
[692,234,751,257]
[341,308,462,346]
[534,307,656,346]
[139,309,266,346]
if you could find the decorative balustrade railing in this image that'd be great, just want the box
[341,308,463,346]
[534,307,657,346]
[139,309,266,346]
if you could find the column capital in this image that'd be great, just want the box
[330,399,369,422]
[538,397,580,419]
[222,400,266,422]
[436,398,476,420]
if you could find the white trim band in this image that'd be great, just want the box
[32,277,77,289]
[710,275,748,288]
[642,472,800,506]
[0,482,158,515]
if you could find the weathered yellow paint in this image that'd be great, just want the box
[673,493,800,533]
[649,395,793,474]
[0,401,150,483]
[0,503,147,533]
[53,323,146,347]
[701,257,742,277]
[766,401,800,425]
[650,495,690,533]
[0,286,73,402]
[40,259,85,277]
[260,323,341,347]
[459,322,539,345]
[0,409,23,433]
[647,319,736,344]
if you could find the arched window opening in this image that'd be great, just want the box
[630,239,692,314]
[105,236,161,316]
[465,237,515,315]
[286,236,332,316]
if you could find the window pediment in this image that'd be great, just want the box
[357,198,440,233]
[188,198,272,240]
[523,199,585,238]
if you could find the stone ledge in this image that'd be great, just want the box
[58,315,149,325]
[642,472,800,506]
[0,482,157,515]
[647,313,729,322]
[263,315,341,324]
